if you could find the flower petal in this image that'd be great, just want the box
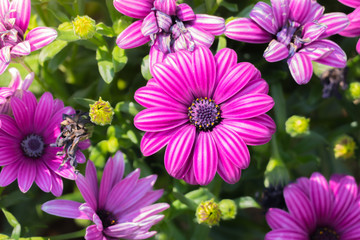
[113,0,153,19]
[0,46,11,63]
[164,124,195,178]
[149,46,165,76]
[134,107,188,132]
[11,41,31,56]
[309,40,347,68]
[50,172,63,197]
[266,208,305,232]
[10,0,31,33]
[34,92,54,134]
[338,0,360,8]
[0,0,9,19]
[225,18,273,43]
[140,128,177,156]
[85,225,104,240]
[116,20,150,49]
[75,173,98,210]
[265,229,307,240]
[17,160,36,193]
[35,161,52,193]
[0,61,9,75]
[26,27,58,52]
[250,2,278,34]
[340,8,360,37]
[214,48,238,82]
[154,0,176,16]
[0,161,20,187]
[191,14,225,36]
[42,199,90,219]
[186,25,215,48]
[289,0,312,24]
[141,11,159,36]
[271,0,289,27]
[263,40,289,62]
[287,53,313,85]
[192,132,217,185]
[237,78,269,96]
[85,160,99,201]
[212,125,250,169]
[0,114,22,138]
[217,153,242,184]
[318,12,349,38]
[176,3,195,22]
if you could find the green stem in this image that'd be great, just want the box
[18,60,48,92]
[48,229,86,240]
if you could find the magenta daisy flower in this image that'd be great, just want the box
[0,67,33,115]
[134,46,275,185]
[42,151,169,240]
[0,0,57,74]
[338,0,360,54]
[225,0,349,85]
[114,0,225,67]
[0,91,82,196]
[265,172,360,240]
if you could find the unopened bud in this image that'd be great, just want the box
[285,115,310,137]
[218,199,237,220]
[349,82,360,104]
[89,97,114,126]
[196,199,221,227]
[72,15,96,39]
[334,135,356,159]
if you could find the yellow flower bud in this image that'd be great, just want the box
[72,15,96,39]
[334,135,356,159]
[196,199,222,227]
[218,199,237,220]
[349,82,360,104]
[89,97,114,126]
[285,115,310,137]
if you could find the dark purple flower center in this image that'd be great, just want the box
[96,209,117,229]
[188,97,221,131]
[259,185,286,212]
[21,134,45,158]
[0,11,24,49]
[311,227,339,240]
[276,21,305,57]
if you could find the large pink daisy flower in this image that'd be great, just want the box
[266,172,360,240]
[0,0,57,74]
[0,91,81,196]
[42,151,169,240]
[134,46,275,185]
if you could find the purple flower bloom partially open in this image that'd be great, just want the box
[42,151,169,240]
[338,0,360,54]
[0,0,58,74]
[0,67,33,115]
[265,172,360,240]
[134,46,275,185]
[225,0,349,85]
[113,0,225,68]
[0,91,82,196]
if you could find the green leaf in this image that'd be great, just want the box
[39,40,68,66]
[216,36,227,52]
[20,237,48,240]
[112,47,128,73]
[141,55,152,80]
[172,187,216,211]
[220,0,238,12]
[2,208,19,227]
[234,196,261,209]
[114,101,143,117]
[73,97,96,108]
[172,188,198,211]
[57,22,79,42]
[96,22,116,37]
[264,157,290,187]
[0,234,9,240]
[11,224,21,240]
[96,46,115,84]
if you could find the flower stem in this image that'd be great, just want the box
[18,59,48,92]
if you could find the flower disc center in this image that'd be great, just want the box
[311,227,339,240]
[21,134,45,158]
[96,209,117,229]
[188,97,221,131]
[0,13,24,48]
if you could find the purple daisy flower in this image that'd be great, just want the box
[0,0,58,74]
[0,91,85,196]
[0,67,33,115]
[265,172,360,240]
[134,46,275,185]
[113,0,225,69]
[225,0,349,85]
[338,0,360,54]
[42,151,169,240]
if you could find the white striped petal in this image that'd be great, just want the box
[26,27,58,51]
[287,53,313,85]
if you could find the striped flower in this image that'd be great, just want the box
[114,0,225,70]
[338,0,360,54]
[266,172,360,240]
[225,0,349,85]
[0,0,57,74]
[134,46,275,185]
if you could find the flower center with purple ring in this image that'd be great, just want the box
[276,21,307,58]
[0,11,24,49]
[188,97,221,131]
[21,134,45,158]
[96,209,117,229]
[310,227,339,240]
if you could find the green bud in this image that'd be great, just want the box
[72,15,96,39]
[89,97,114,126]
[285,115,310,137]
[334,135,357,159]
[196,199,221,227]
[349,82,360,104]
[218,199,237,220]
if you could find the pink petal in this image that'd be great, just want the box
[284,184,316,232]
[149,46,165,76]
[214,62,257,104]
[75,174,98,210]
[140,128,177,156]
[116,20,150,49]
[302,22,327,43]
[186,25,215,47]
[265,229,307,240]
[17,160,36,193]
[141,11,158,36]
[318,12,349,38]
[85,225,104,240]
[341,224,360,240]
[289,0,312,24]
[176,3,195,22]
[182,165,198,185]
[50,172,63,197]
[0,46,11,63]
[249,2,278,34]
[191,14,225,36]
[0,161,20,187]
[266,208,305,232]
[310,40,347,68]
[263,40,289,62]
[104,223,141,238]
[11,41,31,56]
[34,92,54,134]
[225,18,273,43]
[8,67,21,90]
[0,114,22,138]
[154,0,176,16]
[338,0,360,8]
[0,61,9,75]
[287,53,313,85]
[113,0,153,19]
[192,132,218,185]
[35,161,52,192]
[271,0,290,27]
[214,48,238,82]
[192,46,216,97]
[212,125,250,169]
[42,199,90,219]
[0,0,9,19]
[217,153,242,184]
[237,78,269,96]
[0,146,22,166]
[134,107,188,132]
[221,93,274,119]
[357,38,360,54]
[26,27,58,52]
[164,124,195,178]
[340,7,360,37]
[10,0,31,33]
[85,160,99,201]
